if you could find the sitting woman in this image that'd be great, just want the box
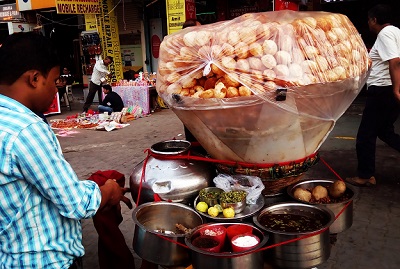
[98,84,124,114]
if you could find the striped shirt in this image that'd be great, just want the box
[0,94,101,268]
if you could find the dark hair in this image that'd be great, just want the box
[182,19,199,29]
[105,56,114,62]
[368,4,393,25]
[102,84,112,91]
[0,32,60,85]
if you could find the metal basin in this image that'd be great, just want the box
[253,202,334,269]
[287,179,358,234]
[132,202,204,267]
[185,222,268,269]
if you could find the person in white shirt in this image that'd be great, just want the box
[346,4,400,187]
[83,56,113,112]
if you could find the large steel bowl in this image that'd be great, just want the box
[253,202,335,269]
[287,179,358,234]
[132,202,204,267]
[185,222,268,269]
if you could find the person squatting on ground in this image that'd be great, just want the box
[98,84,124,115]
[0,32,132,269]
[346,4,400,187]
[83,56,113,112]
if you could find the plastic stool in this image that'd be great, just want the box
[63,92,71,111]
[66,85,74,102]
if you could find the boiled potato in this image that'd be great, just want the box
[329,180,346,198]
[293,187,312,202]
[312,185,328,200]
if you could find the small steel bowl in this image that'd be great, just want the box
[199,187,224,207]
[221,199,246,214]
[220,191,247,214]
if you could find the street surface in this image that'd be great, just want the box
[51,91,400,269]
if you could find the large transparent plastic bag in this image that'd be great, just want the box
[156,10,370,163]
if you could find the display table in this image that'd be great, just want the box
[111,86,156,115]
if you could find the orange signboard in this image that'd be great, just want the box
[16,0,56,11]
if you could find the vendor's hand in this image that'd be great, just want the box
[99,179,133,210]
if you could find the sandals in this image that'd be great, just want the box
[345,176,376,187]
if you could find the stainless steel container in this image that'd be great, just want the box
[185,222,268,269]
[287,179,358,234]
[129,140,216,204]
[253,202,335,269]
[132,202,204,267]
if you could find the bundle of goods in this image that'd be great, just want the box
[156,10,370,194]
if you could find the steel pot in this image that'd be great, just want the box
[185,222,268,269]
[129,140,216,204]
[287,179,358,234]
[253,202,335,269]
[132,202,204,267]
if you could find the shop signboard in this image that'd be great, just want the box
[229,6,258,19]
[166,0,185,34]
[0,4,22,21]
[85,14,97,31]
[16,0,55,11]
[274,0,299,11]
[7,22,35,34]
[96,0,123,82]
[166,0,197,35]
[56,0,100,14]
[185,0,196,20]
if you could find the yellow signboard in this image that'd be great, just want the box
[56,0,100,14]
[84,14,97,31]
[97,0,123,82]
[166,0,186,34]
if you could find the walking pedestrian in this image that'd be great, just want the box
[346,4,400,187]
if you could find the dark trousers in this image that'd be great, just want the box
[356,85,400,178]
[83,81,102,112]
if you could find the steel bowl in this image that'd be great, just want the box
[220,191,247,213]
[198,187,224,207]
[287,179,358,234]
[220,200,246,214]
[253,202,335,269]
[132,202,204,267]
[185,222,268,269]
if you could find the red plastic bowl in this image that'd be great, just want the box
[226,224,253,241]
[192,235,222,253]
[198,225,227,246]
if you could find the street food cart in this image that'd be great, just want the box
[130,9,370,269]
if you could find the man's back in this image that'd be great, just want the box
[103,91,124,112]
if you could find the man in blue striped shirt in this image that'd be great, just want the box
[0,33,132,268]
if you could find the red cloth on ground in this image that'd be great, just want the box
[88,170,135,269]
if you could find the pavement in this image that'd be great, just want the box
[50,88,400,269]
